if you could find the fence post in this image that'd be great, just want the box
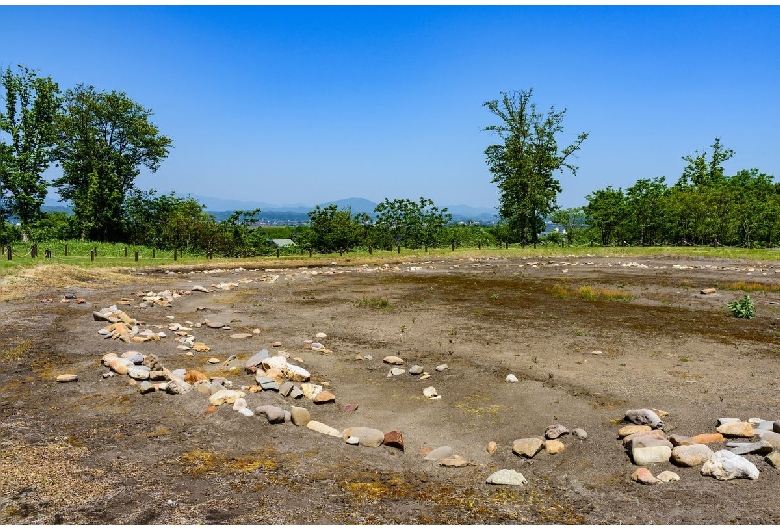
[90,250,94,262]
[93,246,98,257]
[152,248,156,258]
[174,249,178,261]
[276,248,280,258]
[368,245,372,255]
[7,246,11,261]
[31,244,38,258]
[451,240,455,251]
[397,245,400,254]
[124,247,127,257]
[134,251,139,262]
[64,244,68,256]
[45,249,52,258]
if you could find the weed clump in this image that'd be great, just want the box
[727,294,755,319]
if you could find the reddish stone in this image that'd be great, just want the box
[384,430,404,451]
[245,365,258,374]
[344,403,359,412]
[691,433,726,444]
[205,405,217,414]
[184,370,208,384]
[313,390,336,404]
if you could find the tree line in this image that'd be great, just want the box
[3,65,777,255]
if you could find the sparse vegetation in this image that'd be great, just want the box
[355,297,390,309]
[727,294,756,319]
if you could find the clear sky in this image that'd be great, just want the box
[2,5,779,209]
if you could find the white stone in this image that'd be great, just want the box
[506,374,519,383]
[701,450,760,480]
[423,386,439,399]
[486,469,528,486]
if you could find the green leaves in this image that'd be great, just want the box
[727,295,755,319]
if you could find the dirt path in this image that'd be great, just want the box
[1,255,779,523]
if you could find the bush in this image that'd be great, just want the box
[727,294,755,319]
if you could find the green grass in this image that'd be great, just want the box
[355,297,391,309]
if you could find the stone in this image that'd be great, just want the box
[208,389,245,406]
[424,446,454,461]
[138,381,155,394]
[656,470,680,483]
[128,366,151,380]
[315,332,327,339]
[344,403,359,412]
[701,450,760,480]
[207,357,220,364]
[717,422,754,438]
[306,420,341,437]
[765,451,780,468]
[182,370,207,385]
[204,405,217,414]
[691,433,725,444]
[624,409,664,429]
[774,421,780,434]
[206,321,225,328]
[725,441,773,455]
[435,364,448,372]
[279,382,294,396]
[56,374,78,383]
[233,397,248,410]
[346,436,359,445]
[618,425,652,438]
[256,405,286,424]
[572,428,588,440]
[149,370,167,381]
[512,438,544,458]
[384,430,404,451]
[301,383,322,399]
[290,406,310,426]
[545,424,569,439]
[289,386,304,399]
[231,333,253,339]
[759,431,780,447]
[700,287,717,295]
[313,390,336,404]
[623,430,667,447]
[245,349,270,370]
[506,374,519,383]
[486,469,527,486]
[440,455,469,467]
[671,444,713,467]
[545,440,565,454]
[408,365,424,375]
[388,367,406,377]
[342,427,384,448]
[486,441,498,454]
[101,352,119,365]
[383,356,404,365]
[668,434,694,446]
[632,442,672,465]
[717,417,741,426]
[272,341,282,348]
[237,407,254,417]
[193,343,210,352]
[632,467,659,485]
[108,358,131,375]
[423,386,439,399]
[166,378,192,395]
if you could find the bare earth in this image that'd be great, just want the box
[1,253,779,524]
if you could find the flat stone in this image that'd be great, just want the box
[765,451,780,468]
[279,381,294,396]
[657,470,680,483]
[231,333,253,339]
[718,417,741,426]
[289,386,304,399]
[388,367,405,377]
[290,406,310,426]
[204,404,217,414]
[344,403,359,412]
[408,365,424,375]
[342,427,384,447]
[56,374,78,383]
[671,444,713,467]
[545,424,569,440]
[440,455,469,467]
[383,356,404,365]
[108,358,131,375]
[618,424,652,438]
[701,450,759,480]
[384,430,404,451]
[545,440,565,454]
[717,422,754,438]
[435,364,448,372]
[631,467,659,485]
[245,349,270,370]
[759,431,780,447]
[149,370,167,381]
[486,469,527,486]
[726,440,774,455]
[138,381,155,394]
[632,445,672,465]
[237,407,255,417]
[512,438,544,458]
[424,446,454,461]
[128,366,151,380]
[623,430,667,447]
[306,420,341,437]
[668,434,694,446]
[208,389,245,406]
[313,390,336,404]
[315,332,327,339]
[301,383,322,399]
[691,433,725,444]
[206,321,225,328]
[256,405,286,424]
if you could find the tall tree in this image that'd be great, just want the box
[483,89,588,246]
[678,137,735,188]
[0,65,60,239]
[53,85,171,241]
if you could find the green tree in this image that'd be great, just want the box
[53,85,171,241]
[0,65,61,239]
[584,186,626,245]
[307,204,359,253]
[483,88,588,246]
[678,137,735,188]
[373,197,451,250]
[624,177,668,245]
[550,206,588,246]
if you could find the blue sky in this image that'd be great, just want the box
[2,5,779,210]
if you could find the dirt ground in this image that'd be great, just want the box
[1,253,779,524]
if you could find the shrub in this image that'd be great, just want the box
[727,294,755,319]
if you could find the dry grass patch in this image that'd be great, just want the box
[716,280,780,293]
[549,284,633,302]
[0,264,137,301]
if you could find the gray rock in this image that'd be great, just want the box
[149,370,168,381]
[757,420,776,431]
[279,381,294,397]
[138,381,155,394]
[169,368,187,380]
[408,365,424,375]
[424,446,455,461]
[762,431,780,448]
[256,376,280,391]
[289,386,304,399]
[671,444,713,467]
[774,420,780,434]
[725,441,774,455]
[512,438,544,458]
[166,378,193,395]
[625,409,664,429]
[765,451,780,468]
[545,424,569,440]
[435,364,448,372]
[245,349,270,369]
[701,450,760,480]
[284,410,291,423]
[668,434,694,446]
[342,427,385,448]
[486,469,528,486]
[572,428,588,440]
[718,417,741,426]
[128,366,151,380]
[256,405,286,424]
[206,321,225,328]
[290,406,310,426]
[388,367,405,377]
